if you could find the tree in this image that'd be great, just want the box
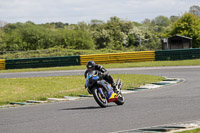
[170,16,180,23]
[189,5,200,18]
[92,16,127,49]
[2,22,23,32]
[142,19,151,25]
[151,16,171,33]
[93,28,111,49]
[169,13,200,48]
[90,19,105,30]
[128,27,145,47]
[0,29,6,51]
[50,22,68,28]
[2,22,56,50]
[105,16,129,49]
[57,29,95,49]
[151,16,170,27]
[67,30,95,49]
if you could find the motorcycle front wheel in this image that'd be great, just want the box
[92,88,107,108]
[115,93,125,105]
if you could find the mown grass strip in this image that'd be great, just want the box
[0,74,164,106]
[176,128,200,133]
[1,59,200,73]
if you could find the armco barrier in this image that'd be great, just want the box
[155,48,200,61]
[3,48,200,70]
[0,59,5,70]
[80,51,155,65]
[6,56,80,69]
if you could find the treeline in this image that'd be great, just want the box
[0,6,200,52]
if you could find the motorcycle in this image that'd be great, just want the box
[85,70,125,108]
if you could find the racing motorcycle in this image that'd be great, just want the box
[85,70,125,108]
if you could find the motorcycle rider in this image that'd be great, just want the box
[84,61,118,93]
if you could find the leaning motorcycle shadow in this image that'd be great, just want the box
[60,105,115,111]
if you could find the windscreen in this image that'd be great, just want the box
[87,70,98,79]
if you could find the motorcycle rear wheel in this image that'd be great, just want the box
[92,89,107,108]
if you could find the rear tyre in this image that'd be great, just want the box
[92,89,107,108]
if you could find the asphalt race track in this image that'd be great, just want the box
[0,66,200,133]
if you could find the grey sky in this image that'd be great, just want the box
[0,0,199,24]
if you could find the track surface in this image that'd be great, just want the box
[0,66,200,133]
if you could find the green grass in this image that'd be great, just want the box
[1,59,200,73]
[0,74,164,106]
[177,128,200,133]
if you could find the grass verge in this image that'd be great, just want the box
[177,128,200,133]
[1,59,200,73]
[0,74,164,106]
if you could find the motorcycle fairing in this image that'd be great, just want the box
[86,74,99,88]
[97,80,112,92]
[107,91,118,102]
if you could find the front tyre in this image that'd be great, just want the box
[115,93,125,105]
[92,89,107,108]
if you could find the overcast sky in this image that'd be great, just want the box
[0,0,199,24]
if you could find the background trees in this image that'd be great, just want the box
[1,22,95,51]
[0,5,200,52]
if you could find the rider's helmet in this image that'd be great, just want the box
[86,61,95,71]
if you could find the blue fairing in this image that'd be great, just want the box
[85,71,99,88]
[85,80,88,86]
[88,75,92,79]
[106,84,113,99]
[93,75,99,80]
[107,90,114,99]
